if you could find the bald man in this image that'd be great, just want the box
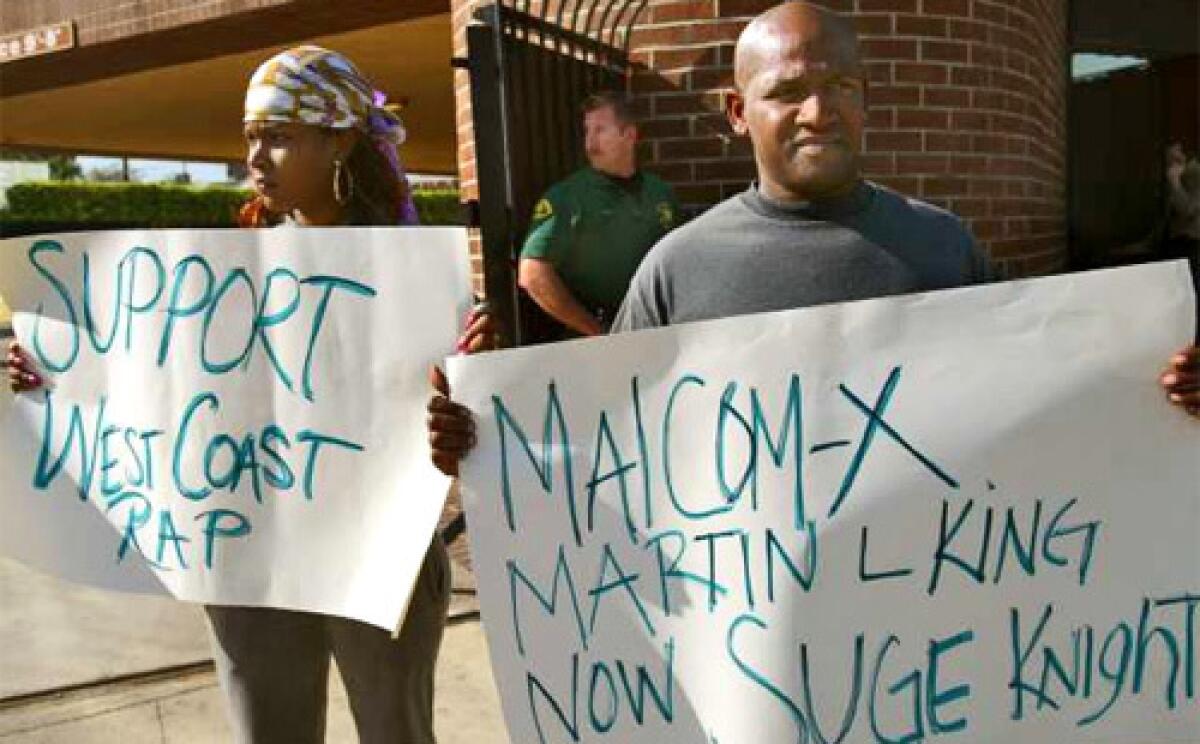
[611,1,990,331]
[427,1,1198,476]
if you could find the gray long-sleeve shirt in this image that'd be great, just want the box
[612,180,992,332]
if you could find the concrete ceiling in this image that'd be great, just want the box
[0,13,457,173]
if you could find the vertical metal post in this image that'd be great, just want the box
[467,15,522,341]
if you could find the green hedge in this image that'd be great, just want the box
[2,183,247,227]
[409,189,464,226]
[0,182,465,227]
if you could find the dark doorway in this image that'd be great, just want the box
[1068,0,1199,270]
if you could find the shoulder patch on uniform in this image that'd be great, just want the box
[657,202,675,229]
[533,198,554,221]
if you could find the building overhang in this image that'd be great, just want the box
[0,2,456,173]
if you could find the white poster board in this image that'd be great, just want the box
[0,228,472,631]
[450,262,1199,743]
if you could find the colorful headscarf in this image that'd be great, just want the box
[243,45,417,224]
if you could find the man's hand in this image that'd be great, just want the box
[6,342,43,393]
[1160,345,1200,418]
[427,365,476,478]
[429,304,503,476]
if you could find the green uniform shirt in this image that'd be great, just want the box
[520,167,680,312]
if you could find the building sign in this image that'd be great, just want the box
[0,22,75,64]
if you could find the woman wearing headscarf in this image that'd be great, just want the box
[237,45,419,228]
[8,46,497,743]
[211,45,458,744]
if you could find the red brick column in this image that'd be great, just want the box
[451,0,486,294]
[627,0,1069,277]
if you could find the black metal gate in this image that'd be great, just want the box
[461,1,648,345]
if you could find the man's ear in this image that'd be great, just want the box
[726,90,749,136]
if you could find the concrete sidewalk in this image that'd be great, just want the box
[0,558,508,743]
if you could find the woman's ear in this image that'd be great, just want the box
[332,129,358,162]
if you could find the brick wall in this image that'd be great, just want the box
[629,0,1070,277]
[451,0,1070,285]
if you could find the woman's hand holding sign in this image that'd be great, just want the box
[6,341,43,393]
[456,302,504,355]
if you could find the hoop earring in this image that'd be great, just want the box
[333,159,354,206]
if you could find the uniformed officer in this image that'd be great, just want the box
[518,92,680,341]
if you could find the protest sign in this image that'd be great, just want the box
[0,228,471,631]
[450,262,1199,743]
